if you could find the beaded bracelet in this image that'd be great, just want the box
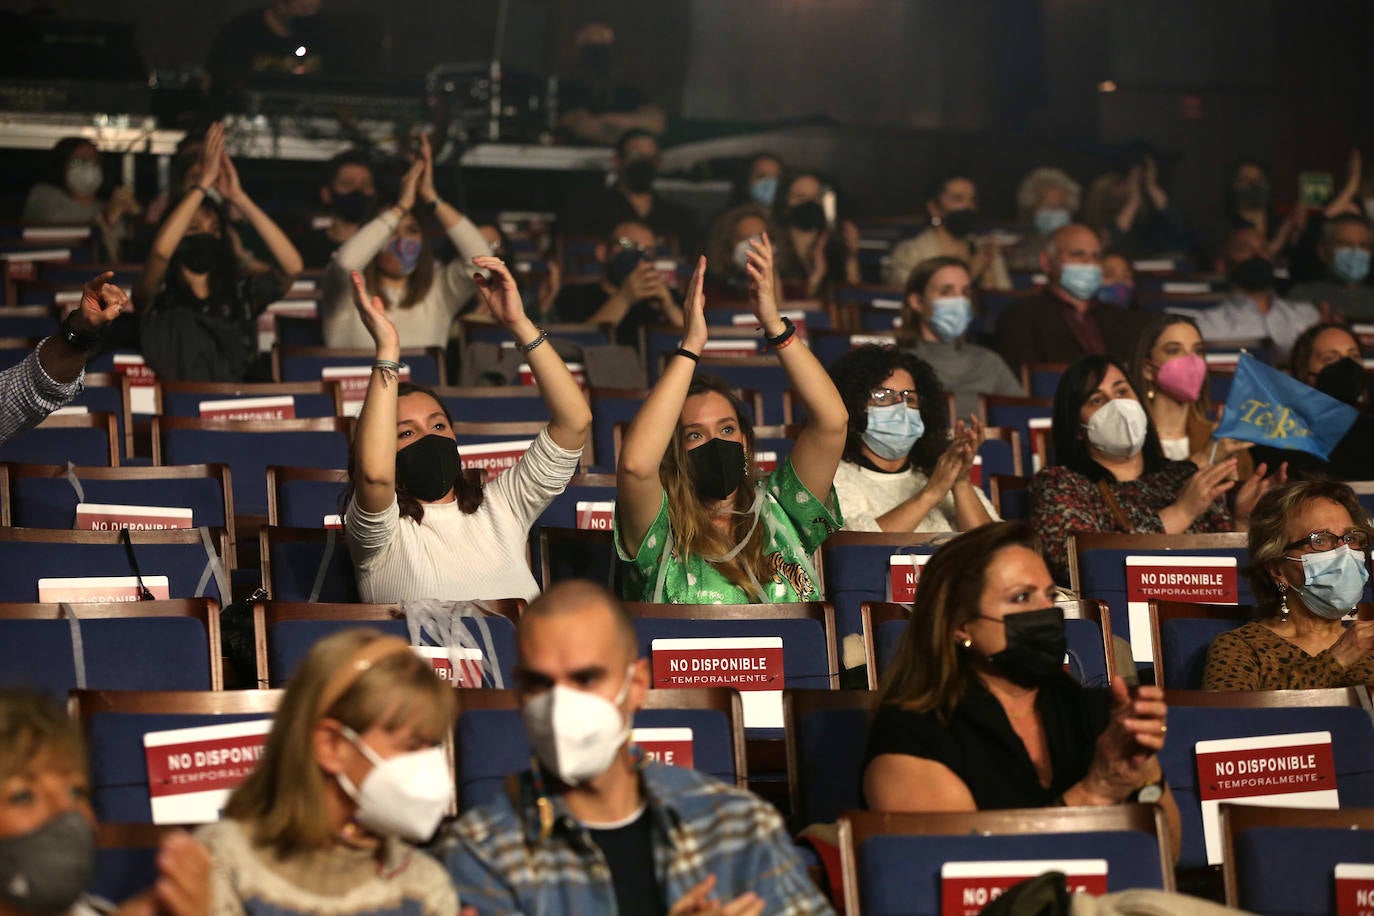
[520,328,550,353]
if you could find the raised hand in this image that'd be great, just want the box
[472,255,531,329]
[744,232,782,334]
[396,158,424,213]
[215,150,247,206]
[1233,461,1288,524]
[1176,457,1238,520]
[350,269,399,359]
[197,121,225,190]
[73,270,130,333]
[417,132,439,204]
[1081,678,1167,803]
[680,255,708,353]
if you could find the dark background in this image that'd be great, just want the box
[1,0,1370,233]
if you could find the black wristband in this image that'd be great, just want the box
[764,317,796,347]
[59,311,103,353]
[674,347,700,363]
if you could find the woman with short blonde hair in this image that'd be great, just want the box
[202,630,459,915]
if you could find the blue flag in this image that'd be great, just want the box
[1214,353,1359,460]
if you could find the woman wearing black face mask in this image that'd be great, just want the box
[343,257,591,604]
[135,121,303,381]
[883,171,1010,291]
[0,689,211,916]
[615,236,849,603]
[770,172,861,299]
[1249,322,1374,481]
[862,522,1182,858]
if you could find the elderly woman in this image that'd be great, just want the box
[1005,167,1082,272]
[863,521,1181,856]
[828,343,995,534]
[1204,480,1374,690]
[1030,354,1282,584]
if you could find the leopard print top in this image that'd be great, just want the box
[1202,620,1374,690]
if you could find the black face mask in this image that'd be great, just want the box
[331,189,375,224]
[606,246,646,287]
[981,606,1067,688]
[1235,184,1270,211]
[941,208,979,239]
[177,232,221,274]
[578,43,613,78]
[0,810,94,916]
[687,437,747,501]
[395,434,461,502]
[622,159,657,194]
[1315,357,1368,407]
[785,200,827,232]
[1229,255,1275,292]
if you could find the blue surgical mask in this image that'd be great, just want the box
[862,404,925,461]
[1285,546,1370,619]
[1332,247,1371,284]
[927,296,972,342]
[750,175,779,207]
[1033,207,1071,236]
[386,236,422,276]
[1058,262,1103,301]
[1097,281,1133,307]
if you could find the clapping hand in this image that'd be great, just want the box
[680,255,708,353]
[743,232,783,336]
[349,269,399,359]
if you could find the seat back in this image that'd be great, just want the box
[1150,601,1254,689]
[0,600,221,699]
[1069,532,1251,670]
[538,526,618,592]
[0,412,118,466]
[694,357,791,425]
[154,417,351,518]
[157,380,340,419]
[989,473,1031,521]
[92,824,175,905]
[820,532,944,638]
[66,379,130,461]
[984,396,1052,473]
[71,689,282,823]
[432,385,553,424]
[1159,698,1374,870]
[259,526,359,603]
[265,466,348,527]
[0,527,231,605]
[784,689,877,828]
[840,806,1173,916]
[975,427,1023,492]
[2,463,232,533]
[453,688,746,809]
[274,345,444,386]
[1222,804,1374,915]
[256,600,521,689]
[588,388,646,473]
[1020,361,1070,400]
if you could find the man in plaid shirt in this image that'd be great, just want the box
[0,271,126,446]
[439,581,834,915]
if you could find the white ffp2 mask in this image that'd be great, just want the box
[1083,397,1149,459]
[336,726,453,843]
[522,665,634,785]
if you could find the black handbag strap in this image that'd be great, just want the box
[119,527,156,601]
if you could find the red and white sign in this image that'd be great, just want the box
[888,554,933,604]
[74,503,192,531]
[38,575,171,602]
[51,406,89,416]
[700,339,758,358]
[1336,863,1374,916]
[576,500,614,530]
[322,364,412,416]
[849,334,896,349]
[323,514,343,529]
[731,310,809,340]
[632,726,694,769]
[940,860,1108,916]
[0,248,69,281]
[113,354,156,415]
[970,454,983,489]
[519,362,587,389]
[651,636,783,729]
[143,719,272,823]
[1195,731,1339,864]
[255,300,318,351]
[23,226,90,242]
[1353,325,1374,352]
[754,451,778,473]
[410,646,485,687]
[1028,417,1053,474]
[459,439,534,474]
[1205,352,1244,369]
[870,297,902,312]
[199,396,296,421]
[1125,555,1238,663]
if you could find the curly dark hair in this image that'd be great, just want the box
[344,382,484,524]
[1051,354,1165,483]
[828,344,947,471]
[1287,321,1359,385]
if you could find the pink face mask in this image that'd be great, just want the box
[1154,353,1207,403]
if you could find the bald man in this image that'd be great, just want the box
[995,223,1148,373]
[440,581,833,915]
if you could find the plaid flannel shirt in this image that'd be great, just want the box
[439,760,834,915]
[0,340,81,447]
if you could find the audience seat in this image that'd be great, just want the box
[258,525,359,604]
[1148,600,1254,689]
[0,462,232,534]
[989,473,1031,521]
[783,688,877,829]
[272,345,445,386]
[983,395,1052,475]
[70,689,282,823]
[820,531,943,639]
[0,411,119,466]
[538,526,618,592]
[1019,361,1070,400]
[265,466,348,528]
[1222,803,1374,915]
[154,380,343,419]
[91,824,175,907]
[431,385,554,424]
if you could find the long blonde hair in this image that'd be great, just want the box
[224,629,454,857]
[662,376,768,599]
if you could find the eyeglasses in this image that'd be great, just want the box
[1282,529,1372,553]
[869,388,920,409]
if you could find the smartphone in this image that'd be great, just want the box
[1299,171,1334,209]
[821,189,837,229]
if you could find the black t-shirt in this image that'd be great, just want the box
[586,808,666,916]
[207,7,336,89]
[862,674,1112,810]
[562,188,702,259]
[560,77,648,116]
[290,226,339,270]
[553,281,682,349]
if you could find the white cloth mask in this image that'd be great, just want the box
[336,726,454,843]
[522,664,634,785]
[1083,397,1149,459]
